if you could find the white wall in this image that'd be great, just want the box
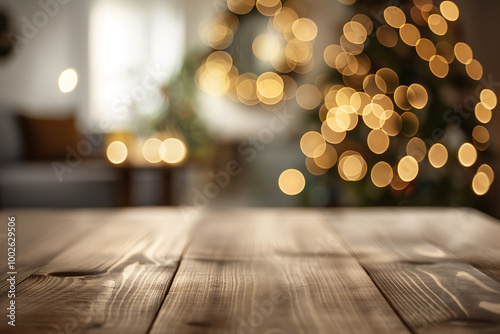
[0,0,90,121]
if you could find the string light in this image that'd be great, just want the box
[201,0,494,195]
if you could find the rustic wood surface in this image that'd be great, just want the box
[0,207,499,333]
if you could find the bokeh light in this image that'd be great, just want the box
[279,169,306,195]
[107,141,128,164]
[428,143,448,168]
[160,138,187,164]
[58,68,78,93]
[458,143,477,167]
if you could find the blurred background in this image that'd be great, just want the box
[0,0,498,218]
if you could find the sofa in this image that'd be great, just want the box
[0,106,120,208]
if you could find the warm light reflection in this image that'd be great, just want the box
[279,169,305,195]
[371,161,393,188]
[300,131,326,158]
[480,89,497,110]
[407,83,428,109]
[458,143,477,167]
[160,138,187,164]
[472,172,490,196]
[428,14,448,36]
[367,129,390,154]
[400,23,420,46]
[58,69,78,93]
[428,143,448,168]
[107,141,128,164]
[398,155,419,182]
[406,137,426,162]
[292,18,318,42]
[142,138,163,163]
[377,25,398,48]
[384,6,406,29]
[296,84,322,110]
[252,33,281,61]
[440,1,459,21]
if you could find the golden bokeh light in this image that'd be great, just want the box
[285,39,312,65]
[296,84,322,110]
[273,7,299,32]
[406,137,427,162]
[472,125,489,144]
[363,74,385,97]
[142,138,163,163]
[160,138,187,164]
[400,112,419,137]
[107,141,128,164]
[394,85,412,110]
[343,21,368,45]
[407,83,428,109]
[227,0,255,15]
[384,6,406,29]
[300,131,326,158]
[429,55,449,78]
[321,121,346,144]
[416,38,436,61]
[454,42,473,64]
[252,33,281,62]
[375,68,399,94]
[256,72,284,103]
[377,25,398,48]
[314,144,338,169]
[371,161,393,188]
[256,0,282,17]
[440,1,459,21]
[458,143,477,167]
[58,68,78,93]
[306,157,328,176]
[323,44,344,69]
[480,89,497,110]
[367,129,390,154]
[477,164,495,184]
[398,155,419,182]
[466,59,483,80]
[381,112,402,136]
[475,102,492,124]
[399,23,420,46]
[338,151,367,181]
[428,143,448,168]
[472,172,490,196]
[428,14,448,36]
[279,169,306,195]
[236,73,259,105]
[352,14,373,35]
[292,18,318,42]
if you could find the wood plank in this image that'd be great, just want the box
[419,208,500,284]
[150,209,410,334]
[326,208,500,334]
[0,208,196,334]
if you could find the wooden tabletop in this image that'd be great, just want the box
[1,207,500,333]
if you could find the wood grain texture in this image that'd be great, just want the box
[325,208,500,334]
[150,209,410,334]
[419,208,500,284]
[0,208,196,334]
[0,210,112,294]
